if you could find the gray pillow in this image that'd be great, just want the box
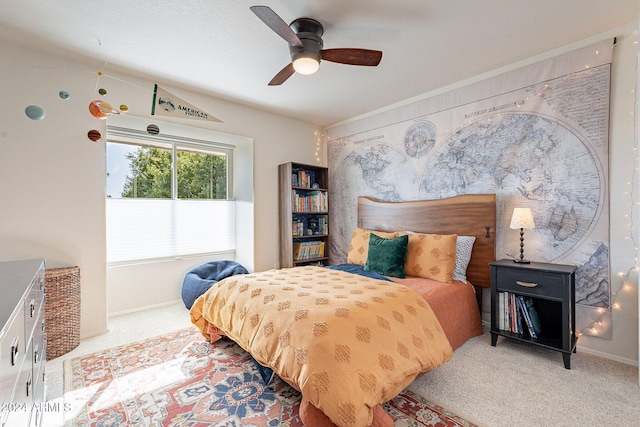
[453,236,476,283]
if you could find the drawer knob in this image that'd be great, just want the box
[516,280,538,288]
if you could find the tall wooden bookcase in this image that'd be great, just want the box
[278,162,329,268]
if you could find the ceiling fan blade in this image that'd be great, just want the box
[250,6,303,47]
[320,48,383,66]
[268,63,295,86]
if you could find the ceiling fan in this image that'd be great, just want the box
[250,5,383,86]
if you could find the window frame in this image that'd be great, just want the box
[105,125,237,265]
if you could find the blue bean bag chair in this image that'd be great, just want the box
[181,260,248,309]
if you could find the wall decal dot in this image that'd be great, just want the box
[119,104,128,113]
[25,105,45,120]
[58,90,71,100]
[87,130,102,142]
[146,124,160,135]
[98,88,107,96]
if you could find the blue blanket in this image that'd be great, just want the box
[324,263,392,282]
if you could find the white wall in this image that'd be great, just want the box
[106,253,234,315]
[0,41,323,337]
[0,45,108,338]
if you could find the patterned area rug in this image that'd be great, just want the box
[64,327,480,426]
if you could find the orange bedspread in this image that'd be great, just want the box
[391,276,483,350]
[190,266,453,427]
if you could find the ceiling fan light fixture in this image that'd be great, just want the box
[250,6,382,85]
[292,56,320,75]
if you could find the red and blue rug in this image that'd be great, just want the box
[63,327,480,426]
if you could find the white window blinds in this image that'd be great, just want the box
[106,199,236,263]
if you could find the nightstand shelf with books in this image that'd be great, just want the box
[490,259,577,369]
[279,162,329,268]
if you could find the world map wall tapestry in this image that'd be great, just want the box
[327,40,613,338]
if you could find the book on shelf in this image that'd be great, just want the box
[291,190,328,212]
[292,240,326,261]
[498,291,542,338]
[509,293,515,332]
[524,296,542,336]
[292,215,328,236]
[509,292,523,334]
[517,295,538,338]
[511,293,517,333]
[499,292,503,330]
[501,291,514,332]
[292,168,317,188]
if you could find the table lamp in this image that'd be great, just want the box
[510,208,535,263]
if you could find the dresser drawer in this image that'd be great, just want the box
[32,320,46,395]
[4,357,33,427]
[0,304,26,404]
[24,276,44,342]
[495,267,564,299]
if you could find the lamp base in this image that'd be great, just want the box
[513,259,531,264]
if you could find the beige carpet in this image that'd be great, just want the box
[46,302,639,427]
[410,328,640,427]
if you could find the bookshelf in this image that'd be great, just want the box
[490,260,577,369]
[278,162,330,268]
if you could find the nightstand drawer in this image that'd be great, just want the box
[495,268,563,299]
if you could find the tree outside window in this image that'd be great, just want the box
[108,142,228,200]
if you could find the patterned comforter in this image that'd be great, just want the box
[190,266,453,427]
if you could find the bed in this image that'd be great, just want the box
[190,194,496,427]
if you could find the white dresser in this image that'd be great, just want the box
[0,259,46,427]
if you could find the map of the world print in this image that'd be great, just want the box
[328,40,612,337]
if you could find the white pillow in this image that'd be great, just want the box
[453,236,476,283]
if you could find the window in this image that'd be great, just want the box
[177,145,227,199]
[106,126,235,264]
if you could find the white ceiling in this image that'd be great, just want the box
[1,0,638,126]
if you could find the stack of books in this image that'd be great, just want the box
[498,292,541,338]
[291,169,316,188]
[292,216,328,236]
[291,190,328,212]
[293,241,325,261]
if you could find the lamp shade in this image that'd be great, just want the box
[510,208,535,229]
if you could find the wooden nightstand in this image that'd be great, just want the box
[490,259,577,369]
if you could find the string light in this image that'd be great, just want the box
[578,28,639,338]
[314,130,325,164]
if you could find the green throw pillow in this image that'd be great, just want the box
[364,233,408,278]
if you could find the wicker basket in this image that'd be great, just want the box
[45,266,81,360]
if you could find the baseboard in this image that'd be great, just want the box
[576,345,639,367]
[108,299,184,318]
[79,328,110,340]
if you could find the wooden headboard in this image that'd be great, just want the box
[356,194,496,288]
